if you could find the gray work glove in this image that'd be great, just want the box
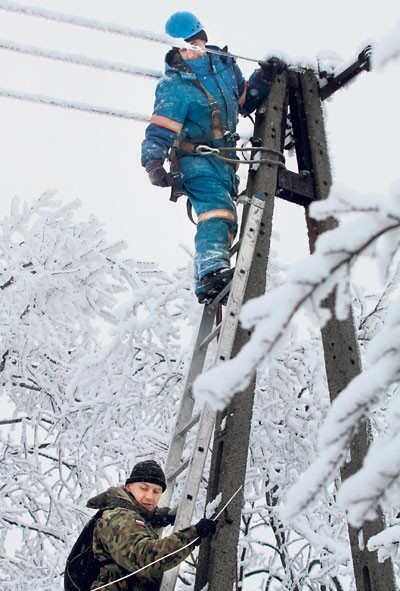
[145,160,173,188]
[150,506,177,528]
[195,518,217,539]
[258,57,287,83]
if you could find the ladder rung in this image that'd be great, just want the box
[195,322,222,351]
[166,458,190,483]
[176,411,201,439]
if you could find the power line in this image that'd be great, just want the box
[0,38,162,79]
[0,0,261,63]
[0,0,176,47]
[0,1,260,119]
[0,86,150,122]
[0,2,164,119]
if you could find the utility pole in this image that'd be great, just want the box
[194,71,287,591]
[195,60,396,591]
[298,69,396,591]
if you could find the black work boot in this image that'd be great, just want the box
[198,268,234,305]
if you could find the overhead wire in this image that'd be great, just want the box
[0,0,178,46]
[0,86,150,122]
[0,0,260,118]
[0,0,260,61]
[0,1,164,119]
[0,38,162,79]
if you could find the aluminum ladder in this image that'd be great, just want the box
[159,193,266,591]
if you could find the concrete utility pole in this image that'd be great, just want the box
[194,72,287,591]
[195,67,396,591]
[299,70,396,591]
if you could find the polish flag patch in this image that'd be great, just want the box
[135,519,146,528]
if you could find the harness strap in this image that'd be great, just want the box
[173,139,198,153]
[191,77,226,140]
[186,199,196,225]
[169,145,180,173]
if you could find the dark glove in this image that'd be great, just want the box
[150,506,177,528]
[195,518,217,539]
[258,57,287,82]
[145,160,173,188]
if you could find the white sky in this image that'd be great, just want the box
[0,0,398,274]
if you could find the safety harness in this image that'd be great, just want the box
[165,48,285,221]
[166,48,230,215]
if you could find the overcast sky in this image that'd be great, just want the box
[0,0,398,274]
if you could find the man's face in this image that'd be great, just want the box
[127,482,163,511]
[179,39,207,61]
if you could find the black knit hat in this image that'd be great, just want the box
[126,460,167,491]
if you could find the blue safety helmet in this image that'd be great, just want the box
[165,12,205,41]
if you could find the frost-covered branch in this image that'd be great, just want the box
[281,296,400,522]
[194,186,400,410]
[368,524,400,563]
[0,193,198,590]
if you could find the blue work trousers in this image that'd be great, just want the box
[179,155,238,294]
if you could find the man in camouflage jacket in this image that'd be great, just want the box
[88,460,216,591]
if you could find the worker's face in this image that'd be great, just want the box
[127,482,163,511]
[179,38,207,61]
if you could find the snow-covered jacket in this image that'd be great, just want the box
[141,46,271,167]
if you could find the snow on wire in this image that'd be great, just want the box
[0,0,181,47]
[0,1,169,119]
[0,86,151,121]
[0,0,260,62]
[0,38,162,79]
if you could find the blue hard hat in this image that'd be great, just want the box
[165,12,204,40]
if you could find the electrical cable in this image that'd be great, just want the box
[0,0,177,46]
[0,86,150,121]
[0,0,260,63]
[0,38,162,79]
[0,1,261,119]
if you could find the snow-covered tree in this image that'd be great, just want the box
[237,257,400,588]
[0,192,198,590]
[238,337,352,591]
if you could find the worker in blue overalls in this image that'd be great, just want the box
[141,12,285,303]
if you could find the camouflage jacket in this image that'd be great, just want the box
[87,486,197,591]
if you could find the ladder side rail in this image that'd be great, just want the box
[162,307,217,507]
[299,70,396,591]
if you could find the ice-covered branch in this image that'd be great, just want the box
[2,517,63,541]
[282,296,400,521]
[337,433,400,527]
[368,525,400,562]
[194,186,400,410]
[0,192,198,589]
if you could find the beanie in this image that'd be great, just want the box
[126,460,167,491]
